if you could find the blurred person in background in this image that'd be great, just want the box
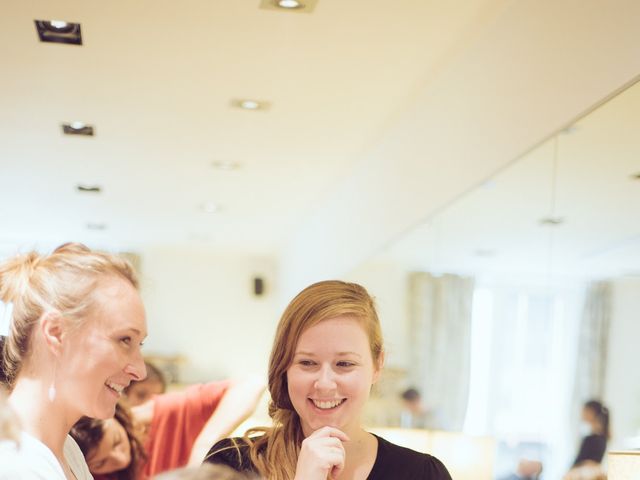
[572,400,610,468]
[562,400,610,480]
[71,374,265,479]
[399,387,445,430]
[124,360,167,407]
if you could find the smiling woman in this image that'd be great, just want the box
[0,243,147,480]
[204,280,453,480]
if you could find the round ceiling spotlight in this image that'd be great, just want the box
[200,201,221,214]
[231,98,270,111]
[211,160,241,171]
[277,0,303,8]
[240,100,260,110]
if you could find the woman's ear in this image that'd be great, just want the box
[372,350,385,384]
[40,311,64,355]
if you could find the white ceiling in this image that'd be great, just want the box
[0,0,506,256]
[381,80,640,281]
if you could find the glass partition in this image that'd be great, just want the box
[349,79,640,479]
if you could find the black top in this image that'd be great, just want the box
[573,434,607,466]
[204,434,452,480]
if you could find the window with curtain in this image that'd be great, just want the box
[463,281,585,479]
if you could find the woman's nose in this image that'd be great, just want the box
[125,349,147,381]
[314,365,337,391]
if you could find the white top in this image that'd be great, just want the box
[0,432,93,479]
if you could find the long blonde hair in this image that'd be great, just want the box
[0,242,138,389]
[244,280,383,480]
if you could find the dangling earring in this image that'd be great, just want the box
[48,383,56,402]
[48,363,57,402]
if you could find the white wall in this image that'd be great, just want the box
[138,246,280,383]
[605,277,640,447]
[345,260,411,371]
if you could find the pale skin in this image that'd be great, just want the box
[288,317,384,480]
[8,277,147,480]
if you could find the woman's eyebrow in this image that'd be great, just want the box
[293,351,362,357]
[115,327,148,339]
[293,351,316,357]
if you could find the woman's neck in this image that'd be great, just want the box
[9,376,76,459]
[340,429,378,480]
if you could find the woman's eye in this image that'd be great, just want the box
[299,360,315,366]
[120,337,132,346]
[337,361,355,368]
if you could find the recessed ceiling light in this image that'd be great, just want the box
[50,20,69,29]
[34,20,82,45]
[211,160,241,171]
[86,222,107,231]
[200,202,221,214]
[259,0,318,12]
[231,99,270,111]
[241,100,259,109]
[539,216,565,226]
[277,0,303,8]
[62,122,94,136]
[76,184,102,193]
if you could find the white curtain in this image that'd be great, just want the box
[408,272,474,431]
[571,281,612,424]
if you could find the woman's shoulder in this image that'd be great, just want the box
[204,436,256,473]
[0,432,67,479]
[371,435,453,479]
[64,435,93,480]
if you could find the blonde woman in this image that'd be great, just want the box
[204,280,452,480]
[0,243,147,479]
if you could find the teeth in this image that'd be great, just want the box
[105,381,125,394]
[312,399,344,410]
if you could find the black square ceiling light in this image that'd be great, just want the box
[35,20,82,45]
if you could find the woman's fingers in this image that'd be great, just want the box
[294,427,349,480]
[307,425,350,443]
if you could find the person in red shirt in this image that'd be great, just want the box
[71,377,264,479]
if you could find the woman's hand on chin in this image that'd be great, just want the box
[294,426,350,480]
